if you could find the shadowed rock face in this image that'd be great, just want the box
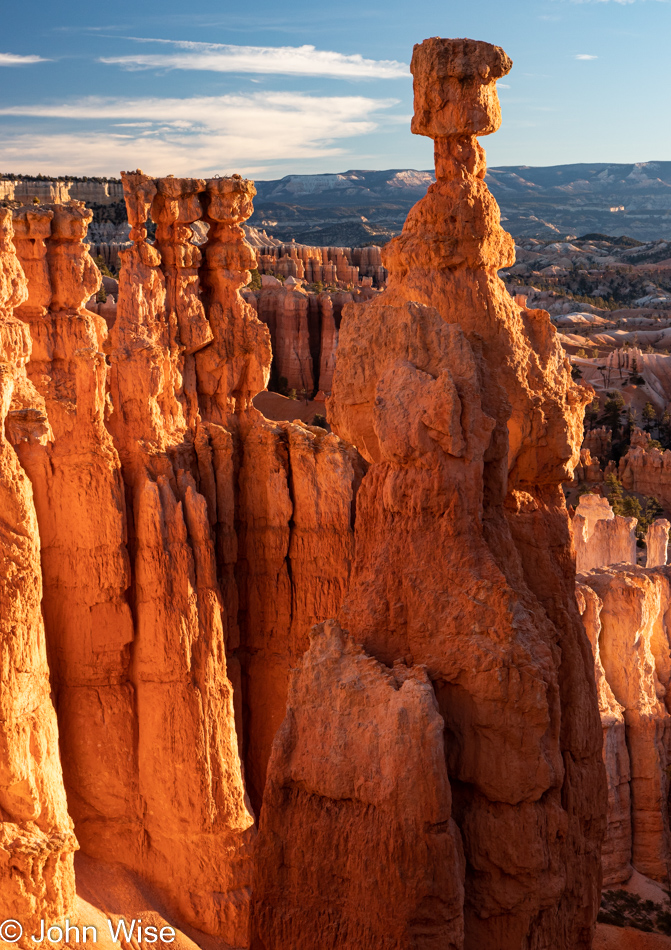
[253,620,465,950]
[0,206,77,942]
[323,36,605,950]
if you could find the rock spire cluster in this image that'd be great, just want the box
[0,36,609,950]
[3,179,361,941]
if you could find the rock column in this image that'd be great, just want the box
[107,171,256,944]
[647,519,670,568]
[0,206,77,942]
[326,37,605,949]
[11,202,136,889]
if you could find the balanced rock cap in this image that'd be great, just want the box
[410,37,512,139]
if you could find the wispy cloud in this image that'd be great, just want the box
[574,53,598,59]
[99,40,408,78]
[0,53,49,66]
[0,91,399,177]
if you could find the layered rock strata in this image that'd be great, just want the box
[247,279,314,392]
[104,172,256,943]
[572,494,667,572]
[0,177,123,206]
[0,34,625,950]
[256,242,387,288]
[0,207,77,940]
[316,36,606,950]
[583,426,612,461]
[243,280,354,395]
[575,447,606,485]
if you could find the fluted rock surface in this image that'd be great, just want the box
[6,169,362,943]
[253,620,465,950]
[579,567,671,885]
[326,36,605,950]
[0,207,77,941]
[577,583,632,886]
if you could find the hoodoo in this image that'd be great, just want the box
[255,37,607,950]
[4,170,361,944]
[0,33,615,950]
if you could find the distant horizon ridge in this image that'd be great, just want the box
[2,159,671,183]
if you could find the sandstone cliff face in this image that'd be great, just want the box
[102,172,256,943]
[319,37,605,950]
[253,620,465,950]
[579,567,671,885]
[7,169,361,943]
[0,177,123,207]
[245,281,343,395]
[0,207,77,941]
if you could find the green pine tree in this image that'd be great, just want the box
[642,401,657,432]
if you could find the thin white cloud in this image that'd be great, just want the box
[0,53,49,66]
[574,54,598,59]
[99,41,408,79]
[0,91,399,177]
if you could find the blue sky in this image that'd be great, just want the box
[0,0,668,179]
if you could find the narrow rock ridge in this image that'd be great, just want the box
[322,37,605,949]
[0,206,77,940]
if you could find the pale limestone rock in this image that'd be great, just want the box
[577,493,615,536]
[646,519,670,568]
[574,502,638,573]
